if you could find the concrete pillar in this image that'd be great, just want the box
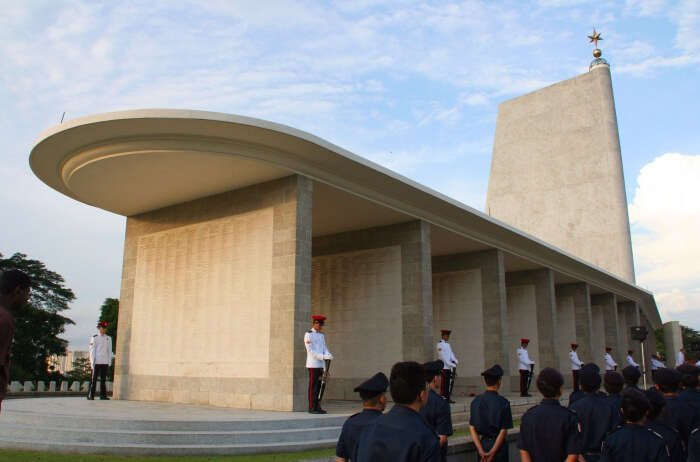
[621,301,641,364]
[556,283,593,367]
[590,304,606,370]
[617,303,630,359]
[60,381,68,392]
[593,293,620,366]
[9,381,21,393]
[432,249,509,394]
[663,321,683,367]
[114,175,313,410]
[37,381,46,392]
[505,269,558,380]
[312,220,433,399]
[49,381,57,392]
[23,381,33,392]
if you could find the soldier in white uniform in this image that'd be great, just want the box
[676,348,685,366]
[88,321,113,400]
[569,343,584,391]
[650,353,665,381]
[517,338,535,397]
[304,315,333,414]
[437,329,458,403]
[604,346,617,371]
[626,349,639,368]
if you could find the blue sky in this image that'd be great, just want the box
[1,0,698,349]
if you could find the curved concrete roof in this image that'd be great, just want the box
[30,109,660,327]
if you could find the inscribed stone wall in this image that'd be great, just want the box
[432,269,484,378]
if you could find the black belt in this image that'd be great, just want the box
[480,434,498,440]
[584,451,601,456]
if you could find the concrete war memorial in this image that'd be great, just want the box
[3,59,679,456]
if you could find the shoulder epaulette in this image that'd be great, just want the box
[691,427,699,435]
[307,330,312,333]
[92,334,98,337]
[646,427,664,440]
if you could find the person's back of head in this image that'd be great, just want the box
[654,367,681,394]
[604,371,624,395]
[620,388,649,424]
[644,389,666,421]
[580,363,602,393]
[390,361,426,405]
[0,269,31,296]
[622,365,641,386]
[677,364,699,389]
[536,367,564,399]
[481,364,504,388]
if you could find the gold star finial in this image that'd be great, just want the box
[588,29,603,48]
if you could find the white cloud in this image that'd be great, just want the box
[625,0,668,17]
[630,153,700,327]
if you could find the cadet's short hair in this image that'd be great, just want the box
[620,388,649,423]
[580,364,602,393]
[654,367,681,393]
[483,375,500,386]
[644,389,666,421]
[0,269,31,295]
[622,366,641,386]
[603,371,624,395]
[677,364,699,388]
[390,361,426,405]
[536,367,564,398]
[362,394,384,407]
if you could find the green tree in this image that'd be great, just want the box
[98,298,118,380]
[0,252,75,381]
[65,357,92,382]
[682,325,700,359]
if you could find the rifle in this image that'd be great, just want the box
[526,364,534,393]
[318,359,332,402]
[449,367,457,397]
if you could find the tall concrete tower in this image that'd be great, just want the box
[486,43,635,283]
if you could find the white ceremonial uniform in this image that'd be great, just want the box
[304,328,332,368]
[437,340,458,369]
[626,354,639,368]
[650,357,665,370]
[89,333,113,367]
[569,350,583,370]
[676,350,685,366]
[604,353,617,371]
[517,347,535,370]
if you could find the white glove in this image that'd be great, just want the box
[324,353,333,360]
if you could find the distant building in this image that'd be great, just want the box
[48,350,89,374]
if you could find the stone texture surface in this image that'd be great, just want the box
[555,296,576,375]
[593,293,621,364]
[590,304,607,370]
[487,65,635,283]
[556,283,593,366]
[114,175,313,411]
[312,220,433,398]
[663,321,683,366]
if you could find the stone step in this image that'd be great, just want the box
[0,436,339,456]
[0,422,341,445]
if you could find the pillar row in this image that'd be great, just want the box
[556,283,593,367]
[593,293,620,368]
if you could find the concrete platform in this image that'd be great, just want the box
[0,393,548,456]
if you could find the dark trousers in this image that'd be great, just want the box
[572,369,580,391]
[308,367,323,410]
[89,364,108,399]
[481,435,508,462]
[440,369,452,399]
[519,369,530,395]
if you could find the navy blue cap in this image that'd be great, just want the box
[481,364,504,378]
[353,372,389,396]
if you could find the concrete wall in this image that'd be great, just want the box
[593,294,621,367]
[664,321,683,367]
[555,296,576,375]
[312,220,433,399]
[114,175,313,411]
[556,283,593,365]
[486,65,635,283]
[505,285,539,382]
[590,305,606,370]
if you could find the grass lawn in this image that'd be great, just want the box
[0,449,335,462]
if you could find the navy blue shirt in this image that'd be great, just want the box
[569,392,619,453]
[469,390,513,437]
[518,398,582,461]
[680,388,700,418]
[419,389,453,436]
[357,404,440,462]
[568,389,584,406]
[603,393,624,426]
[663,395,697,446]
[600,424,670,462]
[647,419,684,462]
[336,408,382,461]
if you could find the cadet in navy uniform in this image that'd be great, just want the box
[603,371,625,425]
[335,372,388,462]
[518,367,582,462]
[436,330,458,403]
[689,427,700,462]
[644,389,684,462]
[420,360,453,462]
[88,321,113,400]
[304,315,333,414]
[600,388,670,462]
[678,364,700,416]
[569,364,618,462]
[357,361,440,462]
[622,365,642,390]
[469,364,513,462]
[654,367,697,452]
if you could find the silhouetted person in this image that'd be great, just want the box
[0,270,31,413]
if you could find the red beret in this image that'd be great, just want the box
[97,321,108,328]
[605,346,612,351]
[521,338,530,343]
[312,315,326,322]
[571,343,578,347]
[440,329,452,335]
[628,350,634,354]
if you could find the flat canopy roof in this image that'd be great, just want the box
[30,109,660,327]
